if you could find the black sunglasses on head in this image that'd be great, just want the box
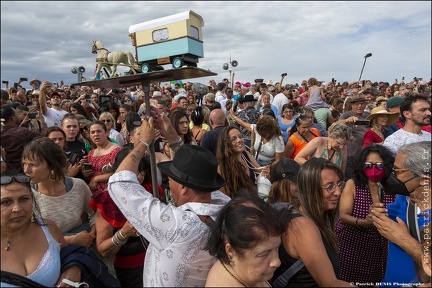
[1,175,31,185]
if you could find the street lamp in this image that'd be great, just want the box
[222,55,238,88]
[71,66,86,83]
[358,53,372,81]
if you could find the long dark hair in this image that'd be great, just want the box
[352,144,395,187]
[169,109,194,144]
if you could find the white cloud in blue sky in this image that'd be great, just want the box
[1,1,430,90]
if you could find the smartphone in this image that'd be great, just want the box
[19,77,28,82]
[332,78,335,84]
[354,120,370,125]
[28,112,37,119]
[83,163,93,171]
[69,153,79,165]
[35,83,40,90]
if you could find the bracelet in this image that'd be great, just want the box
[111,236,120,246]
[355,218,362,228]
[139,139,150,149]
[114,231,127,245]
[118,230,127,240]
[170,140,184,154]
[168,137,182,148]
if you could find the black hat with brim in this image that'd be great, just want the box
[238,94,258,104]
[157,145,225,192]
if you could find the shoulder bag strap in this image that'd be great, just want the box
[1,270,47,288]
[406,200,420,242]
[272,258,305,287]
[255,140,263,160]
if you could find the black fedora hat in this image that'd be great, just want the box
[238,94,258,104]
[157,145,225,192]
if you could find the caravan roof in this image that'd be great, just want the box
[128,10,204,34]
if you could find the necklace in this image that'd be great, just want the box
[1,221,32,251]
[221,261,247,287]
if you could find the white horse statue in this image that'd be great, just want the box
[91,40,139,79]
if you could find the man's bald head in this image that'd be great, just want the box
[209,109,225,127]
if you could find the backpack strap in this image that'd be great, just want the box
[65,177,74,192]
[272,259,305,287]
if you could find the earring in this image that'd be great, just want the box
[229,256,235,267]
[49,170,56,181]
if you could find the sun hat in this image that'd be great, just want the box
[157,145,225,192]
[270,158,300,183]
[386,97,404,108]
[238,94,257,103]
[366,106,399,127]
[152,91,162,98]
[29,78,41,85]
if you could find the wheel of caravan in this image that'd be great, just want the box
[172,57,183,69]
[141,63,150,73]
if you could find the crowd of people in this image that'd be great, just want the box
[1,75,431,287]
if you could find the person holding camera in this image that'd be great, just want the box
[39,81,69,127]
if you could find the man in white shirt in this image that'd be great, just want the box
[271,84,290,115]
[39,81,68,127]
[108,115,230,287]
[383,94,431,155]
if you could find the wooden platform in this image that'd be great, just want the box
[72,67,217,88]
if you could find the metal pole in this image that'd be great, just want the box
[358,58,367,82]
[358,53,372,81]
[141,80,159,198]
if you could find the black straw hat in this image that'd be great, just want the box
[157,145,225,192]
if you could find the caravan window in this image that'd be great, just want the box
[153,28,169,42]
[190,25,199,40]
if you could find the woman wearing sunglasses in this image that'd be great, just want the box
[335,144,395,284]
[1,175,82,287]
[99,112,124,147]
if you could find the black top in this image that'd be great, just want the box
[271,214,340,287]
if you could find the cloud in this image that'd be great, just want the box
[1,1,430,90]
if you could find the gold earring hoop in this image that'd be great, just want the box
[49,170,56,181]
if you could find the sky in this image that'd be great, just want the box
[1,1,431,91]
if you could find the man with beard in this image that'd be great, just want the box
[383,94,431,155]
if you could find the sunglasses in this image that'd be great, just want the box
[80,126,88,132]
[363,162,385,170]
[102,119,112,123]
[125,99,132,102]
[1,175,31,185]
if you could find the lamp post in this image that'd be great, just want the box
[222,55,238,88]
[71,66,86,83]
[358,53,372,81]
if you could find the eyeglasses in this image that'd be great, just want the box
[392,167,409,174]
[102,119,112,123]
[1,175,31,185]
[229,134,244,142]
[322,181,345,194]
[364,162,385,170]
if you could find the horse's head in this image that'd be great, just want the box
[92,40,101,54]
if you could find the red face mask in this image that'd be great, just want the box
[363,166,386,182]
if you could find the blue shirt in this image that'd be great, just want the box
[383,195,431,285]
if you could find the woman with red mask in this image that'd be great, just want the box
[335,144,395,284]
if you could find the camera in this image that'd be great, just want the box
[83,163,93,171]
[19,77,28,82]
[2,81,8,85]
[28,112,37,119]
[281,73,287,77]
